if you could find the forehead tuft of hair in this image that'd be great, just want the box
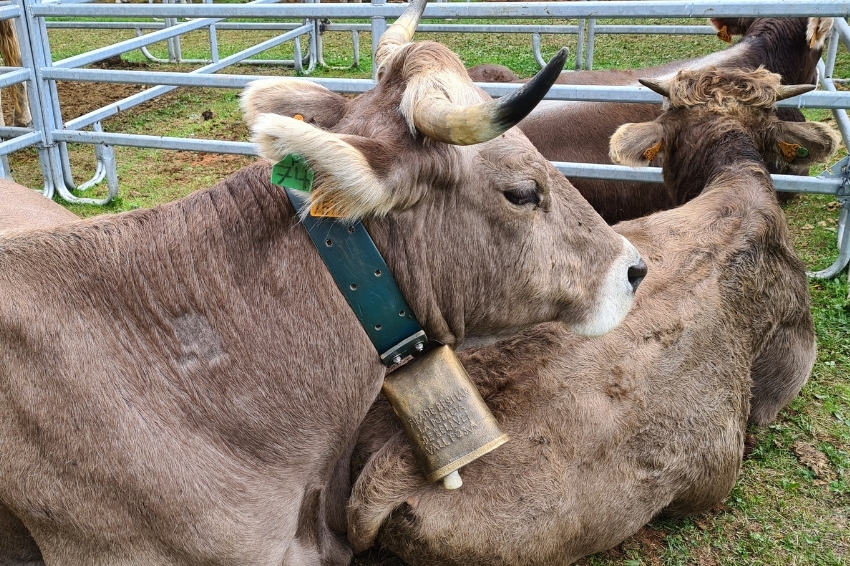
[667,66,782,110]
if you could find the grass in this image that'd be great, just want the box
[6,11,850,566]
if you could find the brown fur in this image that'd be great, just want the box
[347,67,832,566]
[0,180,77,233]
[476,18,832,222]
[467,64,521,83]
[0,19,31,127]
[0,9,643,564]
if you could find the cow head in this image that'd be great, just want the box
[610,66,839,196]
[241,0,646,345]
[708,17,833,85]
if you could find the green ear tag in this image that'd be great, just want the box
[271,154,314,193]
[796,146,809,158]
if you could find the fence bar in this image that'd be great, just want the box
[29,2,850,20]
[52,130,256,155]
[0,67,31,88]
[61,24,314,131]
[554,163,847,195]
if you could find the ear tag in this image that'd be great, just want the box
[716,25,732,43]
[642,139,663,162]
[310,199,345,218]
[293,114,305,121]
[269,152,344,218]
[271,153,313,192]
[777,141,807,163]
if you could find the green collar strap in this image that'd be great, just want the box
[272,154,429,366]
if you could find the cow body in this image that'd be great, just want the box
[0,1,645,563]
[347,67,837,566]
[469,18,833,222]
[0,180,76,233]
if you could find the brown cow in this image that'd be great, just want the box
[469,17,833,222]
[346,67,838,566]
[0,1,646,564]
[0,180,76,233]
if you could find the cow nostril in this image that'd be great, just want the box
[627,259,648,292]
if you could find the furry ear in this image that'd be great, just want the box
[241,78,348,130]
[807,17,834,50]
[609,122,665,167]
[251,113,400,219]
[771,119,841,167]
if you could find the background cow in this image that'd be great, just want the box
[469,17,833,222]
[0,0,646,564]
[346,67,838,566]
[0,180,76,233]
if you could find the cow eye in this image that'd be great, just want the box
[503,185,542,207]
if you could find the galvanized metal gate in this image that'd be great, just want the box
[0,0,849,277]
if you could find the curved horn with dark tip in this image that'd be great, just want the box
[413,47,569,146]
[775,84,816,101]
[639,77,670,98]
[375,0,428,69]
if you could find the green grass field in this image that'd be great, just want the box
[8,11,849,566]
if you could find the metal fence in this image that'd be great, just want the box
[1,0,849,277]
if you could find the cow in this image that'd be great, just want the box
[0,0,647,563]
[346,66,839,566]
[0,180,77,233]
[468,17,834,222]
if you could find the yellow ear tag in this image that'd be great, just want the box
[777,141,807,163]
[310,198,345,218]
[643,139,663,162]
[293,114,305,121]
[716,25,732,43]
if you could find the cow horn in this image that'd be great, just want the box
[375,0,428,69]
[412,47,569,145]
[775,84,816,102]
[639,78,670,98]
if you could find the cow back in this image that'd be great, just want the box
[0,179,77,233]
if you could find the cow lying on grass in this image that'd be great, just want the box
[0,0,647,564]
[347,66,838,566]
[469,17,833,223]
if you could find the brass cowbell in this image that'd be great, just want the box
[382,345,509,489]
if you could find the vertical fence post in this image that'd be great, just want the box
[371,0,386,80]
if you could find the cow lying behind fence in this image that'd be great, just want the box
[469,17,833,223]
[0,0,648,563]
[346,67,838,566]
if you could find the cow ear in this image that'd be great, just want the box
[807,17,834,50]
[709,18,752,40]
[609,122,665,167]
[772,120,841,166]
[241,78,348,130]
[252,113,405,219]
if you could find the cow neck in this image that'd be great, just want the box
[271,154,430,366]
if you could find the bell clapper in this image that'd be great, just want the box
[442,470,463,490]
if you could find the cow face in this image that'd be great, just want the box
[610,67,839,194]
[241,1,645,345]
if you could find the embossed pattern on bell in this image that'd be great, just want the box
[382,345,509,483]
